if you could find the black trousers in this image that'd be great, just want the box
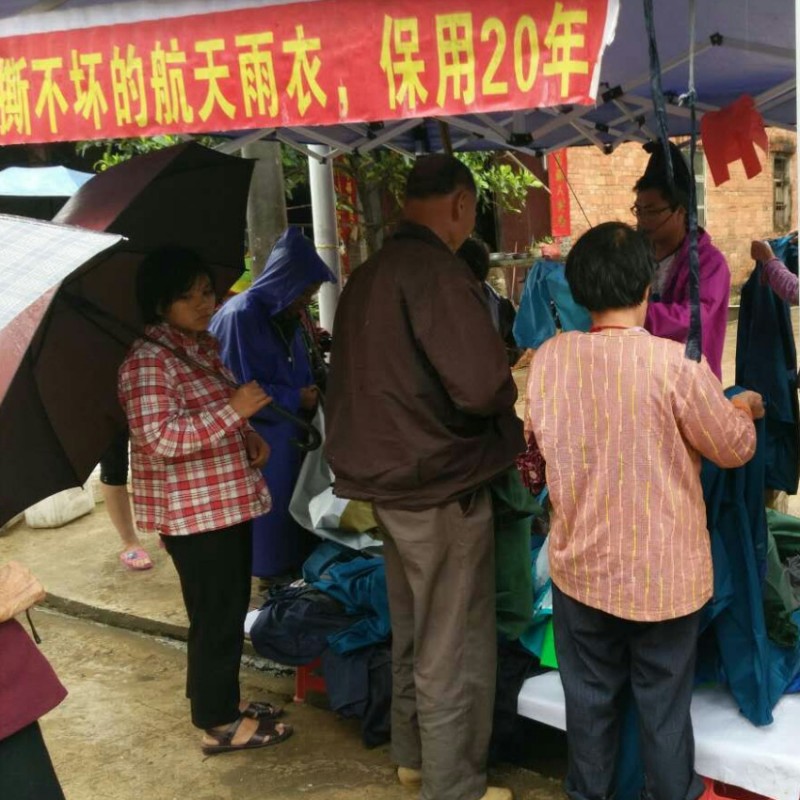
[163,522,252,729]
[0,722,65,800]
[99,428,129,485]
[552,584,705,800]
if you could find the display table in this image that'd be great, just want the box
[517,671,800,800]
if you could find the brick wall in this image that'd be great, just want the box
[564,129,797,294]
[567,140,649,236]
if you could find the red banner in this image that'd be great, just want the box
[0,0,615,145]
[334,167,358,277]
[548,149,571,238]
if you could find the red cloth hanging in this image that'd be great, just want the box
[548,150,571,238]
[700,95,768,186]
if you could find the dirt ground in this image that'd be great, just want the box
[33,611,564,800]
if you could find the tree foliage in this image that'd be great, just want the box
[280,145,308,198]
[337,149,542,215]
[75,135,219,171]
[74,137,542,260]
[77,135,310,202]
[458,151,543,213]
[77,137,541,213]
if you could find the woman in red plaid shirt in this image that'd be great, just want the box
[118,246,293,755]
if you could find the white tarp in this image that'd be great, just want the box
[518,671,800,800]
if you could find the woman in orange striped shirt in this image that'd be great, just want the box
[528,222,763,800]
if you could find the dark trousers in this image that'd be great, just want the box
[375,489,496,800]
[0,722,65,800]
[552,584,705,800]
[162,522,252,730]
[99,428,129,485]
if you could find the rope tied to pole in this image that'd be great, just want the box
[643,0,702,363]
[681,0,703,363]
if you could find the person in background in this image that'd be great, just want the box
[748,237,799,512]
[528,221,762,800]
[118,246,292,755]
[750,239,799,304]
[457,237,523,366]
[209,227,336,586]
[326,155,524,800]
[633,141,731,379]
[0,561,66,799]
[99,430,153,571]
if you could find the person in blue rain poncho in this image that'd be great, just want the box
[209,227,336,579]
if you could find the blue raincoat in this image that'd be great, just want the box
[209,227,336,577]
[512,259,591,349]
[616,397,800,800]
[735,234,799,494]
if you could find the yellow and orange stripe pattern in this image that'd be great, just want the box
[528,329,756,622]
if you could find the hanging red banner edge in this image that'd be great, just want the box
[0,0,618,145]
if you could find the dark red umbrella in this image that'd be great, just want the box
[0,143,253,527]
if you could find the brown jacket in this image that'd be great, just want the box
[325,222,524,509]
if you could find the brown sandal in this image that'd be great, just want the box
[201,716,293,756]
[241,700,284,720]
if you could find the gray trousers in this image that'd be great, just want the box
[552,584,705,800]
[374,488,496,800]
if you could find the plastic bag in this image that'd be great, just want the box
[289,408,382,552]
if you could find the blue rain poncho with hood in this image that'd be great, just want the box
[209,227,336,577]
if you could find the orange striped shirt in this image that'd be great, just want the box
[528,329,756,621]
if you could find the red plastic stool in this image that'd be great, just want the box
[294,657,326,702]
[700,777,772,800]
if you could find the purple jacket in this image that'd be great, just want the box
[0,619,67,741]
[762,257,799,305]
[646,229,730,380]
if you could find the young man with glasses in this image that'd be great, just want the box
[632,142,731,379]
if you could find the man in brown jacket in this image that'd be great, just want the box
[325,155,524,800]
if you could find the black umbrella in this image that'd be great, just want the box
[0,143,318,529]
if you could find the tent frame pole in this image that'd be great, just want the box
[309,144,342,333]
[796,0,800,234]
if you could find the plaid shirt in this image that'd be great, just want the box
[118,323,271,536]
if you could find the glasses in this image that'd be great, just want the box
[630,204,673,220]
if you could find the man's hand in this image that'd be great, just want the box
[299,385,320,411]
[0,561,46,623]
[245,431,270,470]
[750,240,775,265]
[732,390,765,421]
[231,381,272,419]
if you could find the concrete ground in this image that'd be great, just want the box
[0,467,566,800]
[30,612,563,800]
[0,511,565,800]
[0,317,796,799]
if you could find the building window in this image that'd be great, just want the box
[693,150,706,228]
[773,153,792,231]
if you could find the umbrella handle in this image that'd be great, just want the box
[256,402,322,452]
